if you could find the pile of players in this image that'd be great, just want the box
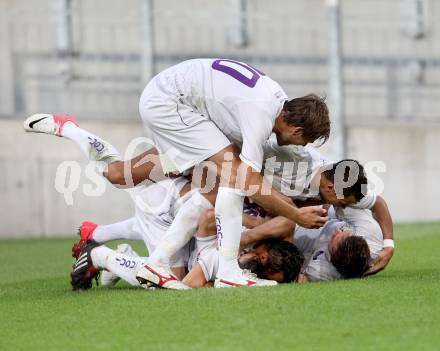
[24,58,394,290]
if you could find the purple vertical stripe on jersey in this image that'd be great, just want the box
[212,59,261,88]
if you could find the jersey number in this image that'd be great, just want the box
[211,59,265,88]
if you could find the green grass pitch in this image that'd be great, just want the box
[1,222,439,351]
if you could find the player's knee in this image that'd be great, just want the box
[197,209,216,236]
[105,161,127,186]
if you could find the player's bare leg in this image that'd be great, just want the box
[104,148,167,187]
[24,113,166,187]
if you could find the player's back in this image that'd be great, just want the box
[152,58,287,145]
[334,207,383,259]
[294,219,345,281]
[263,137,330,197]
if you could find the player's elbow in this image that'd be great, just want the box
[278,217,295,240]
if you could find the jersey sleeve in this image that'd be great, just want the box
[335,207,384,260]
[233,100,278,172]
[304,263,324,282]
[348,191,377,209]
[304,255,342,282]
[293,226,322,255]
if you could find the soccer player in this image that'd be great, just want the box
[24,58,330,287]
[71,177,195,288]
[262,137,394,275]
[70,177,296,289]
[293,214,372,282]
[71,210,304,290]
[241,203,384,282]
[176,211,304,287]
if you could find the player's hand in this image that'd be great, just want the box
[363,247,394,276]
[296,273,309,284]
[295,207,328,229]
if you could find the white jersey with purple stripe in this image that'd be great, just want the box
[263,135,377,209]
[150,58,288,172]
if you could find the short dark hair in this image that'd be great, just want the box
[330,236,371,278]
[322,159,368,201]
[255,239,305,283]
[239,254,264,278]
[282,94,330,144]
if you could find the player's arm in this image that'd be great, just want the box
[232,102,327,229]
[371,195,393,241]
[197,204,294,251]
[207,144,327,228]
[364,195,394,276]
[242,214,266,229]
[240,216,295,249]
[242,167,328,228]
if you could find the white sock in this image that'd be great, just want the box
[92,218,143,243]
[91,246,145,287]
[148,191,213,265]
[61,122,121,164]
[215,187,245,279]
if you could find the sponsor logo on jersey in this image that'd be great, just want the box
[312,250,324,260]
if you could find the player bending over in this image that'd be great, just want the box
[25,58,330,287]
[71,209,304,290]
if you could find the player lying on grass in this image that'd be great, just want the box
[25,58,331,288]
[263,137,394,276]
[184,206,377,282]
[71,177,296,288]
[70,171,380,288]
[295,214,373,282]
[68,150,387,288]
[242,204,384,282]
[24,112,392,285]
[71,207,304,290]
[71,177,195,282]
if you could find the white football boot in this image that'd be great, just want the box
[23,113,78,136]
[136,262,191,290]
[214,269,278,288]
[100,244,139,288]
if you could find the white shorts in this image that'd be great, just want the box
[188,235,219,282]
[139,76,231,174]
[132,178,190,267]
